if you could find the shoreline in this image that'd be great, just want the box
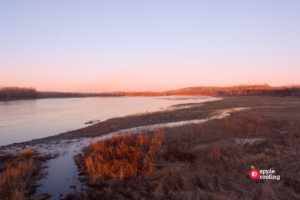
[0,101,214,149]
[0,98,224,199]
[0,105,253,199]
[1,95,295,150]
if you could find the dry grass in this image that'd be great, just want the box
[151,107,300,200]
[64,100,300,200]
[46,96,300,199]
[75,132,163,185]
[0,148,51,200]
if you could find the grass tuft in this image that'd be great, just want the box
[0,148,51,200]
[76,131,163,183]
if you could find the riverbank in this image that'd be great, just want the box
[1,106,254,199]
[1,96,300,199]
[1,96,220,147]
[1,96,298,148]
[0,101,213,149]
[65,96,300,200]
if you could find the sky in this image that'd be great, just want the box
[1,0,300,92]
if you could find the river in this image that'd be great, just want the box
[0,96,220,147]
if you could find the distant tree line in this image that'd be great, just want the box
[1,84,300,100]
[166,84,300,97]
[0,87,37,99]
[0,86,106,99]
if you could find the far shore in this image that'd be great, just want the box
[0,95,211,102]
[1,84,300,102]
[0,96,125,102]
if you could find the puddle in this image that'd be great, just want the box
[33,140,89,199]
[1,107,249,199]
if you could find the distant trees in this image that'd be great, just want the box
[0,86,37,99]
[1,84,300,100]
[0,86,107,99]
[166,84,300,97]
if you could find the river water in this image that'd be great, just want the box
[0,96,220,147]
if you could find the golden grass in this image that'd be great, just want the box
[76,132,163,184]
[0,148,44,200]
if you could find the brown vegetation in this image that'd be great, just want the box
[0,86,104,100]
[64,102,300,200]
[167,84,300,96]
[0,148,52,200]
[0,87,37,99]
[75,132,163,184]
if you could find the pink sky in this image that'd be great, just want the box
[2,55,299,92]
[1,1,299,92]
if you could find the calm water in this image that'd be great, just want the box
[0,96,220,147]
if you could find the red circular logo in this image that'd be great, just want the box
[250,169,259,179]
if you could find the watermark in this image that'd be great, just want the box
[249,166,280,180]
